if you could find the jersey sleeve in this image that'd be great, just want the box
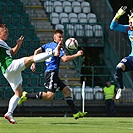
[110,21,129,33]
[60,48,65,57]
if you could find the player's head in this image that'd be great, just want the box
[105,81,111,87]
[53,29,64,43]
[0,24,9,40]
[128,9,133,29]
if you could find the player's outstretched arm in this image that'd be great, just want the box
[113,6,127,22]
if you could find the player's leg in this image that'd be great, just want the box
[24,40,62,67]
[4,84,22,124]
[115,63,125,99]
[62,86,87,119]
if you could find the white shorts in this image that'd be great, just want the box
[3,57,26,92]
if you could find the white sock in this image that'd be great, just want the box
[7,95,20,114]
[33,51,53,63]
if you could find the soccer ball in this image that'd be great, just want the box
[65,38,78,51]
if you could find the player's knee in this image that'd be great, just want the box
[116,66,123,76]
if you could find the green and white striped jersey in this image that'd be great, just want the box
[0,39,13,74]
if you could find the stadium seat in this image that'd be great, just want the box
[87,13,97,23]
[11,12,20,25]
[55,24,64,31]
[53,1,63,13]
[62,1,72,13]
[0,1,5,12]
[95,91,104,100]
[78,13,87,23]
[66,24,74,36]
[0,77,9,86]
[2,13,11,24]
[5,36,12,46]
[33,87,45,93]
[44,1,54,13]
[93,25,103,37]
[84,24,93,37]
[31,36,40,49]
[22,73,29,86]
[72,1,81,13]
[20,13,30,26]
[29,76,39,86]
[69,13,78,23]
[5,1,15,13]
[16,24,26,37]
[55,90,64,100]
[59,13,69,24]
[23,87,33,93]
[50,12,60,25]
[81,1,91,13]
[4,87,14,99]
[26,24,35,37]
[0,87,4,99]
[14,1,24,14]
[34,63,44,74]
[7,24,17,36]
[23,37,32,49]
[85,92,94,100]
[74,24,84,37]
[39,76,46,87]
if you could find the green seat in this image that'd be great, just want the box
[16,24,26,36]
[23,36,31,49]
[7,24,17,36]
[5,1,15,13]
[4,87,13,99]
[0,87,4,99]
[20,12,30,26]
[0,1,5,12]
[26,24,35,37]
[15,1,24,14]
[0,77,9,86]
[23,87,33,93]
[55,90,64,100]
[5,36,12,46]
[34,63,44,74]
[11,12,20,25]
[29,76,39,86]
[2,13,11,24]
[31,36,40,49]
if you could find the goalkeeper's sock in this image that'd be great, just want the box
[65,96,78,114]
[26,92,42,99]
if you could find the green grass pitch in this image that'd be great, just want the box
[0,117,133,133]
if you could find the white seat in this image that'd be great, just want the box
[78,13,87,23]
[44,1,54,13]
[55,24,64,31]
[59,13,69,24]
[84,24,93,37]
[74,24,84,36]
[95,91,104,100]
[72,1,81,13]
[93,25,103,37]
[66,24,74,36]
[63,1,72,13]
[74,86,81,100]
[50,12,59,25]
[81,1,91,13]
[69,13,78,23]
[85,92,94,100]
[87,13,97,23]
[54,1,63,13]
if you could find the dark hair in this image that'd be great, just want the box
[54,29,63,34]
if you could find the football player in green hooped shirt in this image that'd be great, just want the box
[0,24,62,124]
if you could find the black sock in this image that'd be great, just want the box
[65,96,78,114]
[26,92,42,99]
[116,67,123,89]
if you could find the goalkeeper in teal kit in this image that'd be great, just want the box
[110,6,133,99]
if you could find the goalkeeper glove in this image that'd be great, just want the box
[128,9,133,20]
[115,6,127,19]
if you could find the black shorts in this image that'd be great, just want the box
[44,71,66,93]
[120,56,133,71]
